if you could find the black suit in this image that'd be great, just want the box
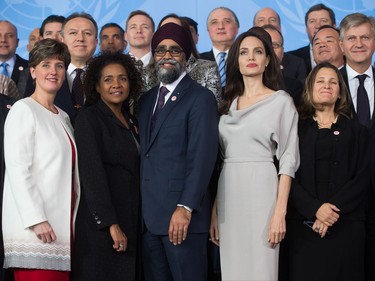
[280,116,370,281]
[199,50,215,62]
[283,75,303,108]
[72,99,140,281]
[0,95,15,281]
[340,66,375,281]
[10,54,28,85]
[281,53,307,81]
[287,45,312,75]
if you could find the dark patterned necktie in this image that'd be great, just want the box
[356,74,370,127]
[72,68,84,109]
[218,52,226,87]
[151,86,169,132]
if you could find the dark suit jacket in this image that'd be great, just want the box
[287,44,312,75]
[199,50,215,62]
[288,116,370,221]
[24,75,78,125]
[283,75,303,108]
[72,99,140,280]
[340,66,375,192]
[138,74,219,235]
[0,95,15,281]
[281,53,307,81]
[10,54,28,85]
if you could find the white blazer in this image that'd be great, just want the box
[2,97,80,271]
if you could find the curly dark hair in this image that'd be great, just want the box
[83,52,142,107]
[219,27,283,115]
[299,62,351,119]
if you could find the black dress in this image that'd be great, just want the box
[281,116,370,281]
[72,99,140,281]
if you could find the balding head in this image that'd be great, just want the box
[253,7,281,31]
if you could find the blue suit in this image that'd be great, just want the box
[138,74,218,281]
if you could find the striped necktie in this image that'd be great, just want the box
[0,62,9,77]
[218,52,227,87]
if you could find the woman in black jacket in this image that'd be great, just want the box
[281,62,371,281]
[72,52,142,281]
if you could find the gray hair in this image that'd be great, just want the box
[339,13,375,40]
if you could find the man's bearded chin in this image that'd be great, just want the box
[156,58,186,84]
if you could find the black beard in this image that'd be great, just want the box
[156,58,185,84]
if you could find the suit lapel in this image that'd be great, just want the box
[142,87,158,146]
[341,66,375,129]
[370,67,375,127]
[341,66,356,114]
[146,76,191,151]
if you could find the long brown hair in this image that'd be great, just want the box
[219,27,283,115]
[299,62,351,119]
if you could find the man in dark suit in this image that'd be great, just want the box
[200,7,238,87]
[138,23,218,281]
[312,25,345,69]
[262,25,304,106]
[253,8,307,82]
[338,13,375,281]
[23,13,98,124]
[287,3,336,74]
[0,20,28,86]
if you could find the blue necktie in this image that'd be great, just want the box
[0,62,9,77]
[356,74,370,127]
[151,86,169,132]
[218,52,226,87]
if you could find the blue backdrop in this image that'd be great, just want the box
[1,0,375,61]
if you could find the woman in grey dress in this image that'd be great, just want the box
[209,27,299,281]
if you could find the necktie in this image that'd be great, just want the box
[151,86,169,132]
[0,62,9,77]
[136,59,144,69]
[72,68,84,109]
[218,52,227,87]
[356,74,370,127]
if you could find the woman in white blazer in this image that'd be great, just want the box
[2,39,80,281]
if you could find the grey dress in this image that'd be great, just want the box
[217,90,299,281]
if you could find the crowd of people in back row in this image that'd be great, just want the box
[0,3,375,281]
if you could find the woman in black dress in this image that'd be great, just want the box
[282,62,371,281]
[72,52,142,281]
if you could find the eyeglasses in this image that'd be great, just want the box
[154,47,183,57]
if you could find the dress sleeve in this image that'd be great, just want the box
[275,93,300,178]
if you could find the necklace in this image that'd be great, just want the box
[313,115,338,129]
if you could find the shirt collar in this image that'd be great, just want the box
[2,55,16,68]
[346,64,373,82]
[212,47,229,61]
[67,63,87,76]
[129,51,152,66]
[159,71,187,94]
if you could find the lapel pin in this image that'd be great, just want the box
[333,131,340,135]
[171,96,177,101]
[18,66,24,71]
[6,104,12,109]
